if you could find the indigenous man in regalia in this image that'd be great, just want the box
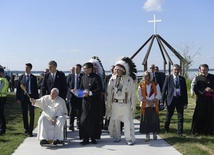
[106,57,137,145]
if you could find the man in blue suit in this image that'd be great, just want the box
[160,64,188,137]
[16,63,39,137]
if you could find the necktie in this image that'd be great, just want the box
[77,75,80,88]
[52,73,55,81]
[74,74,78,89]
[26,74,30,93]
[175,76,179,88]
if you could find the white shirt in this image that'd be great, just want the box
[173,74,180,96]
[25,73,31,94]
[51,73,56,81]
[74,74,80,89]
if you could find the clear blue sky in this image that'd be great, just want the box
[0,0,213,71]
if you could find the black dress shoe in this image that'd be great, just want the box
[53,139,64,145]
[0,131,5,135]
[69,126,74,131]
[24,130,28,134]
[40,139,49,146]
[77,122,80,129]
[28,131,33,137]
[91,139,97,144]
[165,128,169,133]
[178,134,185,138]
[80,140,89,145]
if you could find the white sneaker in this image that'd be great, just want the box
[145,134,150,142]
[153,133,157,140]
[114,138,121,142]
[126,140,134,145]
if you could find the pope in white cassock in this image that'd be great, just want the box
[30,88,67,146]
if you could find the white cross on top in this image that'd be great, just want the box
[148,14,161,34]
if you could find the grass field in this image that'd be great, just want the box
[0,93,40,155]
[1,82,214,155]
[154,96,214,155]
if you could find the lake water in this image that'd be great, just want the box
[7,69,214,79]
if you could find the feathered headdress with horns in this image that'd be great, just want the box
[115,57,137,80]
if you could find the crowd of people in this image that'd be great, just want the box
[0,60,214,147]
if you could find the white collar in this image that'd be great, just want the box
[173,74,179,79]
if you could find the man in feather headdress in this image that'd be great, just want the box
[106,57,137,145]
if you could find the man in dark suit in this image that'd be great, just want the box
[16,63,39,137]
[150,64,165,91]
[66,64,83,131]
[154,66,166,91]
[104,65,115,89]
[150,64,166,110]
[160,64,188,137]
[40,60,67,100]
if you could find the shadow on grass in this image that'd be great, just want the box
[0,139,10,143]
[163,135,214,145]
[4,94,28,136]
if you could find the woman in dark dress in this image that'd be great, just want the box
[137,71,161,142]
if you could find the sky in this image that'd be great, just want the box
[0,0,214,72]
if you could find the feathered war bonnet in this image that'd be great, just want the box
[115,57,137,81]
[88,56,105,79]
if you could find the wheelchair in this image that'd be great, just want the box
[39,114,68,147]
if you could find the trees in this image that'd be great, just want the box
[177,43,200,79]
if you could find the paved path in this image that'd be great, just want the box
[12,119,182,155]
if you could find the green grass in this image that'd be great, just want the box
[157,96,214,155]
[0,93,40,155]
